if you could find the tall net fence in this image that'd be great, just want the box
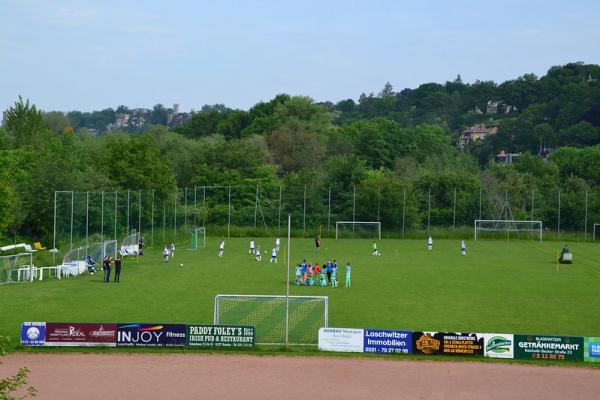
[53,184,599,250]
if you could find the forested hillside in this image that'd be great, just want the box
[2,62,600,240]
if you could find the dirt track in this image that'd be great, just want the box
[2,353,600,399]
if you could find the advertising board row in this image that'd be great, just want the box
[20,322,255,348]
[318,328,600,363]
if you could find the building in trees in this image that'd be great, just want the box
[458,123,497,149]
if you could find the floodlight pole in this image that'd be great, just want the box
[557,189,561,239]
[101,191,104,242]
[303,186,307,234]
[352,186,356,237]
[453,188,457,228]
[254,185,258,230]
[479,188,482,220]
[151,189,155,248]
[70,191,74,250]
[377,185,381,222]
[327,186,331,233]
[584,190,588,241]
[402,187,406,238]
[285,214,291,349]
[138,189,142,237]
[85,191,89,253]
[531,189,535,221]
[184,187,188,233]
[127,190,130,234]
[227,186,231,238]
[278,186,282,235]
[427,187,431,235]
[174,191,177,241]
[114,191,118,241]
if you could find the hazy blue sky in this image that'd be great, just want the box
[1,0,599,112]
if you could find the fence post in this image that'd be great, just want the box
[377,185,381,222]
[327,186,331,233]
[427,187,431,235]
[585,190,589,241]
[531,189,535,221]
[228,186,231,238]
[162,192,166,243]
[101,191,104,242]
[479,188,482,220]
[557,189,561,239]
[138,189,142,237]
[254,185,258,230]
[70,191,74,250]
[184,188,188,234]
[352,186,356,237]
[114,191,118,241]
[173,191,177,240]
[53,191,57,263]
[127,190,130,234]
[453,188,456,228]
[85,191,89,249]
[151,189,155,248]
[278,185,282,234]
[402,187,406,238]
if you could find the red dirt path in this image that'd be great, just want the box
[2,353,599,399]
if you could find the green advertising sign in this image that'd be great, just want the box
[584,337,600,363]
[514,335,583,361]
[187,325,255,348]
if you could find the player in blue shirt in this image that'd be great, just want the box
[325,260,333,286]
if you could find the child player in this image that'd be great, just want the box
[163,245,169,263]
[294,264,301,285]
[249,239,256,255]
[372,241,380,256]
[275,237,280,253]
[320,268,327,287]
[428,236,433,251]
[269,247,277,264]
[461,240,466,256]
[219,240,225,257]
[331,262,338,287]
[256,246,262,261]
[345,262,351,287]
[314,263,321,286]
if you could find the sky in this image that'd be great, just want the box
[1,0,600,112]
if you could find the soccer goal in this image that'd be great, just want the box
[188,227,206,250]
[593,224,600,241]
[214,295,328,346]
[335,221,381,239]
[474,220,543,242]
[89,240,118,262]
[0,252,35,284]
[120,231,139,256]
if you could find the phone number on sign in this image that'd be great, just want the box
[364,347,409,354]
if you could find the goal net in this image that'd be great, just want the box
[214,295,328,345]
[0,252,35,284]
[89,240,118,263]
[335,221,381,239]
[474,220,542,241]
[188,227,206,250]
[120,231,139,256]
[61,246,88,276]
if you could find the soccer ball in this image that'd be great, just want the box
[180,263,183,267]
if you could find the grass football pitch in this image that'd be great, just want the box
[1,238,599,350]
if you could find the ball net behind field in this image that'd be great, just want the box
[214,295,328,346]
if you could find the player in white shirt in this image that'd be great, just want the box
[275,237,280,252]
[255,246,262,261]
[428,236,433,251]
[269,247,278,264]
[461,240,466,256]
[219,240,225,257]
[249,240,256,255]
[170,242,176,259]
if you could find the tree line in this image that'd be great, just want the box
[1,62,600,241]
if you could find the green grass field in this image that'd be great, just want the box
[1,237,600,351]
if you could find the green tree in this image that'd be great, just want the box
[3,97,50,148]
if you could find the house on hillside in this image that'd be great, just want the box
[457,123,498,149]
[492,150,521,164]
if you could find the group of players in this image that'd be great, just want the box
[247,238,281,263]
[294,259,351,288]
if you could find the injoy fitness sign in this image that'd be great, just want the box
[117,323,186,347]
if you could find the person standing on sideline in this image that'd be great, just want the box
[249,239,255,255]
[170,242,176,259]
[275,237,280,253]
[270,247,278,264]
[428,236,433,251]
[163,246,170,263]
[114,256,122,282]
[103,256,112,283]
[461,240,466,256]
[325,260,333,286]
[219,240,225,257]
[138,236,144,256]
[345,262,352,287]
[315,235,321,251]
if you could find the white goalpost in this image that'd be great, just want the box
[593,224,600,241]
[188,227,206,250]
[0,252,35,284]
[214,294,328,346]
[474,219,543,242]
[335,221,381,239]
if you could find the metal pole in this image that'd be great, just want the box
[114,191,118,241]
[127,189,130,234]
[101,191,104,242]
[377,185,381,222]
[453,188,457,228]
[584,190,588,241]
[327,186,331,233]
[203,186,206,227]
[427,187,431,235]
[531,189,535,221]
[278,186,282,234]
[402,187,406,238]
[174,191,177,240]
[303,186,307,234]
[285,214,291,349]
[151,189,155,248]
[227,186,231,238]
[138,189,142,236]
[254,185,258,230]
[557,189,561,239]
[85,191,89,248]
[352,185,356,237]
[479,188,482,220]
[194,187,197,228]
[184,188,188,233]
[163,192,166,243]
[52,191,57,263]
[70,191,74,250]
